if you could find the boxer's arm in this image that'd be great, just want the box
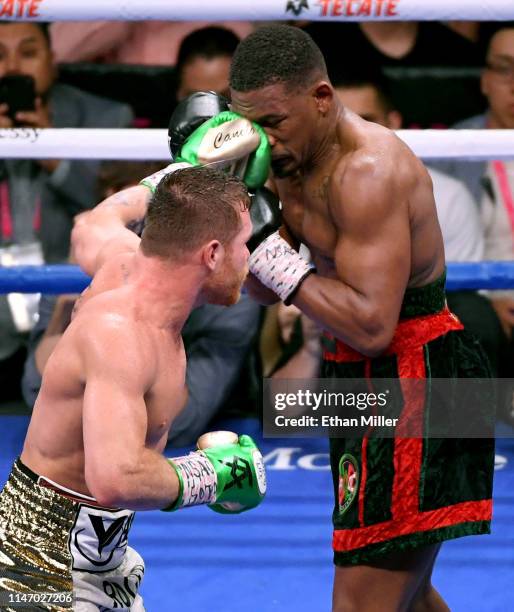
[245,205,297,306]
[81,318,180,510]
[71,185,149,276]
[292,158,411,357]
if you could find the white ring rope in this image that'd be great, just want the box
[2,0,514,22]
[0,128,513,161]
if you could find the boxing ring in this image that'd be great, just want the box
[2,128,514,293]
[1,149,513,612]
[1,2,514,611]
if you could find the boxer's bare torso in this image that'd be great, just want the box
[232,82,445,353]
[21,254,187,498]
[275,111,445,287]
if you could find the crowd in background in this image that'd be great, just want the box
[1,18,514,437]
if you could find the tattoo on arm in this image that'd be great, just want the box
[105,192,133,208]
[121,263,130,284]
[101,188,147,230]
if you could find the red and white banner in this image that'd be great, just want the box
[1,0,513,22]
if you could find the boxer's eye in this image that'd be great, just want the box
[271,118,285,127]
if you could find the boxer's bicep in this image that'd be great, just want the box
[80,321,153,500]
[329,163,410,326]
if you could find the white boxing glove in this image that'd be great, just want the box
[248,230,314,304]
[139,161,192,193]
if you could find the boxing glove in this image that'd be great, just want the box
[139,161,192,193]
[168,91,230,160]
[248,187,282,253]
[164,432,266,514]
[248,230,314,304]
[141,92,229,193]
[177,111,271,190]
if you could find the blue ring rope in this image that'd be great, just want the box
[0,263,513,293]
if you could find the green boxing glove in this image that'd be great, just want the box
[164,432,267,514]
[176,110,271,190]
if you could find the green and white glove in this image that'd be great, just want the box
[139,161,192,193]
[177,111,271,190]
[164,432,267,514]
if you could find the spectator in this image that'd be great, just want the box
[0,22,133,402]
[300,22,484,128]
[334,75,483,259]
[302,22,481,76]
[260,302,321,379]
[435,24,514,200]
[333,74,507,379]
[22,161,262,446]
[445,21,499,55]
[434,24,514,370]
[50,21,254,66]
[175,26,240,101]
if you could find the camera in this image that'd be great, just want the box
[0,75,36,122]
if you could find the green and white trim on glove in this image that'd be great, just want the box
[139,161,192,193]
[164,434,266,514]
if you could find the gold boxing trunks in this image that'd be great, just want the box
[0,459,144,611]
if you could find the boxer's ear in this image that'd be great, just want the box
[202,240,225,272]
[313,81,333,115]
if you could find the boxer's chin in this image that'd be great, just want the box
[271,157,297,178]
[206,285,241,307]
[204,266,246,306]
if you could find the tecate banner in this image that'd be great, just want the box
[1,0,514,22]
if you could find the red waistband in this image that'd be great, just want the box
[323,307,463,363]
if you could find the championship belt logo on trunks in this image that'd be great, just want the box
[69,504,135,572]
[338,454,359,516]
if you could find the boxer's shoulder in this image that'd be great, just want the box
[333,130,415,200]
[71,291,154,364]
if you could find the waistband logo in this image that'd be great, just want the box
[70,506,135,572]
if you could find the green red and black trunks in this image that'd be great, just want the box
[322,275,495,566]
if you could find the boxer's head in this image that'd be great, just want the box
[141,166,251,306]
[230,25,334,178]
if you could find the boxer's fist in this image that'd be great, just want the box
[248,230,314,304]
[165,433,266,514]
[168,91,230,160]
[248,187,282,253]
[203,434,267,514]
[197,430,239,449]
[177,111,271,190]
